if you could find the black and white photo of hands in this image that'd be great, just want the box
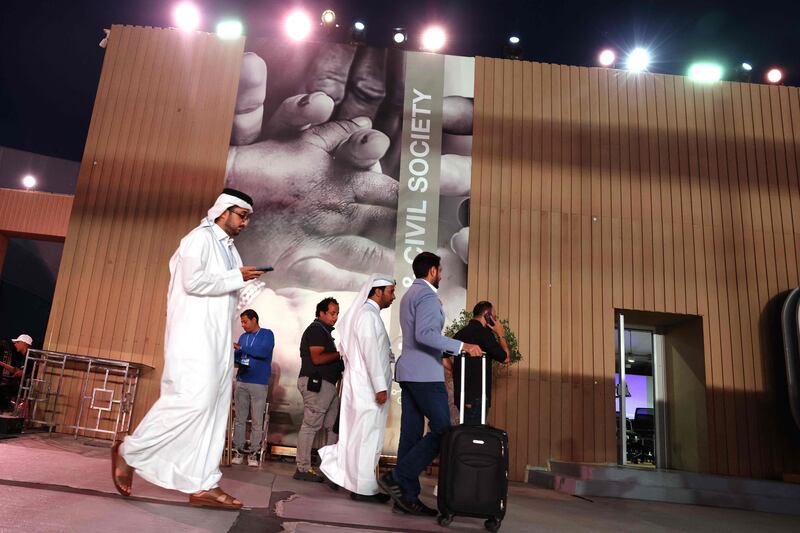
[225,43,474,291]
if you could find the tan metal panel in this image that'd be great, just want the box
[471,55,799,481]
[43,25,244,435]
[0,189,72,239]
[503,58,525,478]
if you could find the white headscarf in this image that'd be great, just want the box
[203,192,254,225]
[337,273,395,362]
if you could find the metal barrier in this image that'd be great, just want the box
[15,349,153,440]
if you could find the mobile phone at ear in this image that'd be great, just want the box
[255,266,274,272]
[484,311,495,327]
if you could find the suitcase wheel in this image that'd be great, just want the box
[437,514,453,527]
[484,518,501,532]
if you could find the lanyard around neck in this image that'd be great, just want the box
[243,329,262,350]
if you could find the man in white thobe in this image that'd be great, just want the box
[111,188,266,509]
[319,274,396,503]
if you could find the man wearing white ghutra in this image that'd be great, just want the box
[112,188,266,509]
[319,274,396,503]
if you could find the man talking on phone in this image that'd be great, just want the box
[449,301,510,425]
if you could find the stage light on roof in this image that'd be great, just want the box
[393,28,407,45]
[321,9,336,26]
[174,3,201,32]
[285,11,312,41]
[504,35,523,60]
[350,21,366,46]
[688,63,723,83]
[421,26,446,52]
[625,47,651,72]
[598,49,616,67]
[216,20,242,39]
[767,68,783,84]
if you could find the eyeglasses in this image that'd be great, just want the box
[227,208,252,221]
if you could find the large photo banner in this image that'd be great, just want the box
[224,39,474,454]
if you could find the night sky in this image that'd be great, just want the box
[1,0,798,163]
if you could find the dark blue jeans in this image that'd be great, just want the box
[393,381,451,500]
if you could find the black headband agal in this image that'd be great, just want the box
[222,187,253,207]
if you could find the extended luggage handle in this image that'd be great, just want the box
[457,352,487,425]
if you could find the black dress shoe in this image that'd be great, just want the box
[377,471,405,505]
[391,502,409,514]
[293,468,324,482]
[396,498,438,517]
[350,492,391,503]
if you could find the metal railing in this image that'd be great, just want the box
[15,349,153,441]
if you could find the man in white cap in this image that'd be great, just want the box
[0,334,31,412]
[112,188,265,509]
[318,274,396,503]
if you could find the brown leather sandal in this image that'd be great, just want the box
[189,487,243,510]
[111,441,133,497]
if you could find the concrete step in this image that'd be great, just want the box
[528,464,800,516]
[547,460,800,499]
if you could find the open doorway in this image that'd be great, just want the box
[615,310,708,472]
[615,326,657,467]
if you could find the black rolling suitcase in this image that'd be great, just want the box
[437,354,508,532]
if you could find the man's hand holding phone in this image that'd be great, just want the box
[240,266,265,281]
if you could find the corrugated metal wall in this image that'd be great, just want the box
[471,57,800,481]
[44,25,244,432]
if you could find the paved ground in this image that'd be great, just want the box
[0,434,798,532]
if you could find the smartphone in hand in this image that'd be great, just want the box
[255,266,274,272]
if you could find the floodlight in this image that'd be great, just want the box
[599,49,616,67]
[626,48,650,72]
[216,20,242,39]
[421,26,446,52]
[688,63,723,83]
[321,9,336,26]
[174,3,200,32]
[767,68,783,84]
[392,28,408,46]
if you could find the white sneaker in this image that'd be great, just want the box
[247,453,259,467]
[231,451,244,465]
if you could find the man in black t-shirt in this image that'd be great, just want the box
[450,302,509,425]
[294,297,344,482]
[0,334,31,413]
